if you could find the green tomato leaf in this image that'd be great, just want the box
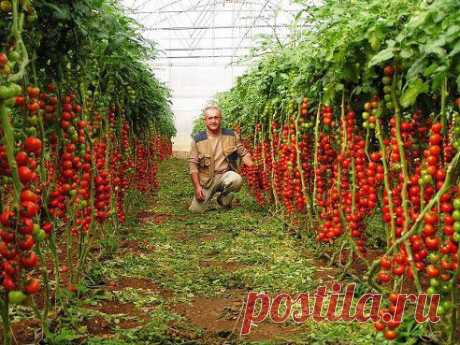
[406,58,425,80]
[42,1,70,19]
[444,25,460,42]
[323,84,335,105]
[448,41,460,57]
[407,12,429,29]
[400,48,413,59]
[400,78,429,108]
[423,37,447,57]
[367,27,385,51]
[368,48,394,67]
[423,63,439,77]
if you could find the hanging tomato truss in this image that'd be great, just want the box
[0,1,174,343]
[214,0,460,343]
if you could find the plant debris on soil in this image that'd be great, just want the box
[14,158,381,345]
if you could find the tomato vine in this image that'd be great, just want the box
[0,1,174,343]
[211,0,460,342]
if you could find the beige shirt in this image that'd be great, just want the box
[189,131,250,174]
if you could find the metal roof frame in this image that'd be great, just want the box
[123,0,301,65]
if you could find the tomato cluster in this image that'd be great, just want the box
[0,84,172,313]
[236,62,460,341]
[0,136,43,305]
[322,105,334,127]
[373,292,402,341]
[0,0,175,341]
[111,121,132,223]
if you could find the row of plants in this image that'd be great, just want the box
[212,0,460,343]
[0,0,174,343]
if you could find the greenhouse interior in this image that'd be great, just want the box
[0,0,459,344]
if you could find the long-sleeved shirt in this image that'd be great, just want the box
[189,130,250,174]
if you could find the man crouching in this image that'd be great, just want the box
[188,105,254,213]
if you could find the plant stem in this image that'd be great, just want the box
[268,112,281,207]
[312,99,321,211]
[375,116,396,248]
[294,99,313,230]
[392,76,422,293]
[0,103,22,201]
[440,77,448,138]
[368,150,460,286]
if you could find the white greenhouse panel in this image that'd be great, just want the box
[120,0,304,151]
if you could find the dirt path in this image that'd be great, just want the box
[47,158,377,345]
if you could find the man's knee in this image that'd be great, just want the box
[232,173,243,190]
[189,198,207,213]
[222,171,243,192]
[189,205,205,213]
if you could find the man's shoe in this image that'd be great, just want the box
[217,193,234,209]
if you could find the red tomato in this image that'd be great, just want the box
[422,224,436,236]
[62,112,72,120]
[426,264,440,278]
[424,212,439,225]
[429,145,441,156]
[429,133,442,145]
[62,103,72,112]
[431,123,442,133]
[42,223,53,234]
[377,271,391,283]
[27,102,40,112]
[15,151,28,166]
[27,86,40,98]
[392,264,404,276]
[20,189,40,203]
[384,329,398,340]
[21,201,40,217]
[15,96,25,106]
[18,166,33,183]
[374,320,385,331]
[0,210,14,226]
[18,235,35,251]
[388,293,399,304]
[2,277,16,291]
[0,53,8,66]
[21,252,38,268]
[25,278,41,295]
[2,261,16,275]
[384,65,395,76]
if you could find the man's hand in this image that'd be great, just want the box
[194,185,205,202]
[191,172,205,202]
[242,154,255,167]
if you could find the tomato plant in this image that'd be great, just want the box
[209,0,460,343]
[0,1,175,344]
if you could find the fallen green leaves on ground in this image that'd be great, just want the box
[49,158,394,345]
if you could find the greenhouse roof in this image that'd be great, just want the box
[120,0,302,150]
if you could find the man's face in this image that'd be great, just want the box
[204,108,222,132]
